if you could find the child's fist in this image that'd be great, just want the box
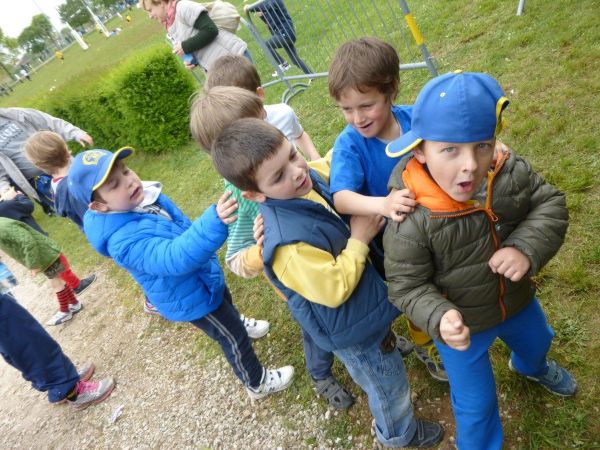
[440,309,470,350]
[489,247,530,282]
[382,188,416,222]
[216,191,238,224]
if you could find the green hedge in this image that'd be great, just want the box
[42,45,198,153]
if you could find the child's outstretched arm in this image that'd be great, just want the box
[295,131,320,161]
[333,188,416,222]
[271,214,385,307]
[499,155,568,276]
[109,195,236,277]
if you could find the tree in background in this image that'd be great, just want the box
[59,0,93,30]
[18,15,58,55]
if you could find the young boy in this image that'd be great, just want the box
[0,217,90,326]
[67,148,294,399]
[383,71,576,449]
[25,131,88,229]
[190,86,355,410]
[211,118,444,449]
[327,37,445,381]
[204,54,319,161]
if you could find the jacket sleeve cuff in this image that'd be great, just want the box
[346,238,370,258]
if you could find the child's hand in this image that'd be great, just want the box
[349,214,386,245]
[489,247,530,282]
[0,187,19,201]
[172,41,184,56]
[78,133,94,147]
[382,189,416,223]
[216,191,238,224]
[253,214,265,247]
[440,309,470,350]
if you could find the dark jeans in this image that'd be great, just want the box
[302,328,334,380]
[266,34,312,74]
[0,293,79,403]
[190,286,264,388]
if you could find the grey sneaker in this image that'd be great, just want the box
[246,366,294,400]
[67,377,115,410]
[240,314,270,339]
[373,419,444,449]
[312,375,354,409]
[509,359,577,397]
[68,300,83,314]
[73,274,96,296]
[77,361,95,381]
[395,334,415,358]
[414,343,448,382]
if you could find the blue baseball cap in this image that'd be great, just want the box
[68,147,134,205]
[386,71,509,158]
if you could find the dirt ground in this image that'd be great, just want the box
[0,258,456,449]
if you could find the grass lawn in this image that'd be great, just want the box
[2,0,599,447]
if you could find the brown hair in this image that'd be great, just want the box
[189,86,265,152]
[24,131,71,174]
[205,55,262,92]
[139,0,166,9]
[328,37,399,101]
[211,118,284,192]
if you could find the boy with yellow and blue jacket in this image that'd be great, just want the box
[211,118,444,449]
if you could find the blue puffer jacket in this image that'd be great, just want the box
[261,170,400,352]
[84,194,227,322]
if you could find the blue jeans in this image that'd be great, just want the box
[334,333,417,447]
[435,298,554,450]
[190,286,264,389]
[0,293,79,403]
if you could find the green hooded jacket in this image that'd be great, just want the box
[0,217,61,271]
[383,150,568,342]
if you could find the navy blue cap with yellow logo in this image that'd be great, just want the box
[386,71,509,158]
[68,147,134,205]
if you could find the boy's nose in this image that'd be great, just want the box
[463,153,478,172]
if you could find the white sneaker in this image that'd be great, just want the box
[240,314,270,339]
[46,310,73,326]
[246,366,295,400]
[271,62,291,77]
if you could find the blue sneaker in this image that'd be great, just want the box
[509,359,577,397]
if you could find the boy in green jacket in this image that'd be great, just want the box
[0,217,92,325]
[383,71,576,450]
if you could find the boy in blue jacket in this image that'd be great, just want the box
[211,118,443,449]
[68,148,294,399]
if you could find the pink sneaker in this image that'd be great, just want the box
[67,378,115,410]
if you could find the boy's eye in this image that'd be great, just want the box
[442,146,457,153]
[477,142,493,150]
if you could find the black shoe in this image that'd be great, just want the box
[74,274,97,296]
[406,419,444,448]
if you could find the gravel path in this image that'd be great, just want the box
[0,258,455,449]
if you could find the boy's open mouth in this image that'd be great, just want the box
[131,186,141,199]
[457,181,474,192]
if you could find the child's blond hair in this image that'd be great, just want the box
[24,131,71,174]
[328,37,399,101]
[205,55,262,92]
[189,86,264,152]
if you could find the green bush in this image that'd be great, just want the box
[43,45,197,153]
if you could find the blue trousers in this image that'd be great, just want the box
[435,298,554,450]
[0,293,79,403]
[302,329,334,380]
[334,334,417,447]
[190,287,264,389]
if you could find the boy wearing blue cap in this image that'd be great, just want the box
[383,71,577,449]
[68,148,294,400]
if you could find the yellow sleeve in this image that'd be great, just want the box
[271,238,369,307]
[225,244,263,278]
[307,149,333,184]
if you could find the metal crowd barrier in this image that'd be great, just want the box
[241,0,438,103]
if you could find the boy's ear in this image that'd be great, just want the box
[89,201,109,212]
[242,190,266,203]
[255,86,265,99]
[412,146,426,164]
